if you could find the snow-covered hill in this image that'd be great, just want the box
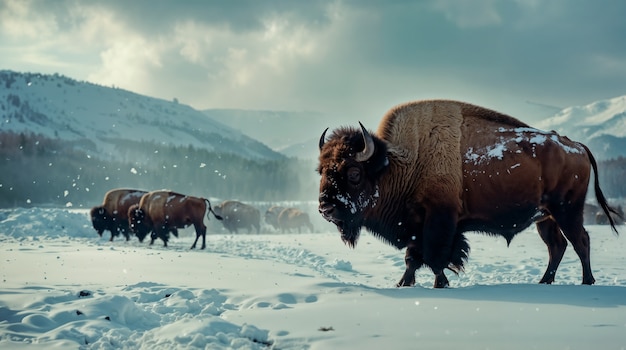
[0,71,284,161]
[538,95,626,160]
[202,109,335,160]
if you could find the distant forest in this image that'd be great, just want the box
[1,132,625,209]
[0,132,320,208]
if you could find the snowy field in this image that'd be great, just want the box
[1,207,626,349]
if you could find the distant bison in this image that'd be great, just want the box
[277,208,314,233]
[596,205,624,225]
[213,200,261,234]
[583,203,600,224]
[90,188,147,241]
[264,205,286,231]
[128,191,222,249]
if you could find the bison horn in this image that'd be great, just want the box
[319,128,328,151]
[355,122,375,162]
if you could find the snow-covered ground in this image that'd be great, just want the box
[1,207,625,349]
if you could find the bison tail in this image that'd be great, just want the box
[204,199,223,221]
[581,143,621,234]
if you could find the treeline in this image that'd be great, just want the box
[2,131,625,209]
[597,156,626,199]
[0,132,319,208]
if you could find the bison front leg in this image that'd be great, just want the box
[433,272,449,289]
[154,229,169,247]
[397,243,423,287]
[422,206,457,288]
[120,227,131,241]
[149,231,157,245]
[151,224,169,247]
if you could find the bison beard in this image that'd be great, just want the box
[319,191,373,248]
[339,221,361,248]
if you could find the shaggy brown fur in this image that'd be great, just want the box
[264,205,286,231]
[318,99,620,288]
[90,188,147,241]
[277,208,314,233]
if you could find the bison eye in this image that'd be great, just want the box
[347,167,361,185]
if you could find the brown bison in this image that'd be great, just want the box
[317,99,620,288]
[213,200,261,234]
[583,203,600,224]
[90,188,147,241]
[277,208,315,233]
[264,205,286,231]
[128,191,222,249]
[596,205,624,225]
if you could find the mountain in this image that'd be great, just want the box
[0,70,284,161]
[202,109,335,160]
[537,95,626,160]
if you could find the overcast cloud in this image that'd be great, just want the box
[1,0,625,125]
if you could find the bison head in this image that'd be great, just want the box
[317,122,389,247]
[90,206,109,236]
[128,204,151,242]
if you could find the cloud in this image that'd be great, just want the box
[0,0,58,38]
[2,0,626,125]
[431,0,502,28]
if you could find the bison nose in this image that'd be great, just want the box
[318,202,336,220]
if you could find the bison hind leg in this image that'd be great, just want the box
[190,223,207,250]
[554,215,595,285]
[536,219,567,284]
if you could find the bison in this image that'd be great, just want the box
[213,200,261,234]
[317,99,620,288]
[596,205,624,225]
[128,191,222,249]
[583,203,600,224]
[90,188,147,241]
[277,208,315,233]
[264,205,286,231]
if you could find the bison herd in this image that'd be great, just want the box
[90,188,316,249]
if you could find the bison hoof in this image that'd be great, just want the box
[396,277,416,288]
[433,274,449,288]
[582,277,596,285]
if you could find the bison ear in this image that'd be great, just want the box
[319,128,329,151]
[355,122,375,162]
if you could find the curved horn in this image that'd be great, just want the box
[319,128,329,151]
[355,122,375,162]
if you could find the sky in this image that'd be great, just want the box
[2,0,626,126]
